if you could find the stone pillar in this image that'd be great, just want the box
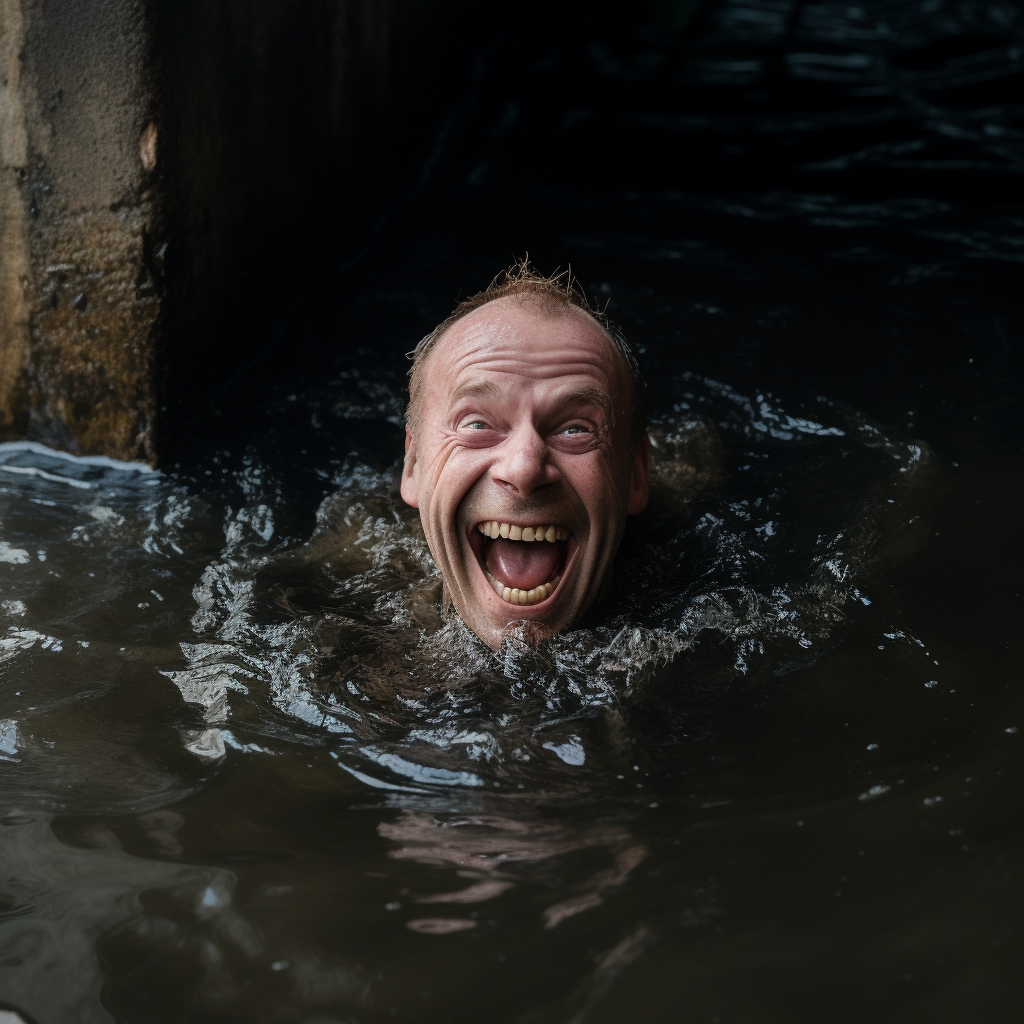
[1,0,157,462]
[0,1,29,438]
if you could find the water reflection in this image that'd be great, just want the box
[0,371,936,1022]
[378,798,647,933]
[1,812,223,1023]
[23,786,662,1023]
[1,0,1022,1018]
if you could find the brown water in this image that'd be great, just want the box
[2,1,1023,1021]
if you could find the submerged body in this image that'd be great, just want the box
[401,277,650,649]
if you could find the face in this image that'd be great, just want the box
[401,297,649,650]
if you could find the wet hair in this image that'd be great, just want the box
[405,259,647,452]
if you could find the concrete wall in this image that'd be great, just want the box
[0,0,475,463]
[1,0,156,461]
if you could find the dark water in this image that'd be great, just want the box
[2,1,1023,1021]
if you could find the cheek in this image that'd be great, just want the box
[572,457,627,510]
[422,446,489,513]
[417,436,461,489]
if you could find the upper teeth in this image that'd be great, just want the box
[477,522,568,542]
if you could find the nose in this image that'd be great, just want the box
[490,424,560,498]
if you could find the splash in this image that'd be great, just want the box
[165,375,930,790]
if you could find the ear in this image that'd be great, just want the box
[400,427,420,507]
[627,435,650,516]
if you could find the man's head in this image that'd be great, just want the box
[401,263,649,649]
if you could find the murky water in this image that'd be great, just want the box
[2,2,1023,1021]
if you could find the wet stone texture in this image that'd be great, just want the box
[0,0,156,462]
[25,194,159,462]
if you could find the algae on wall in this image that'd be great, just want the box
[0,0,157,463]
[0,0,31,442]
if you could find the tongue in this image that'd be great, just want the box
[485,538,564,591]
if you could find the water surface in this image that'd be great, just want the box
[2,1,1023,1021]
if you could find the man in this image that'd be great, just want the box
[401,263,650,650]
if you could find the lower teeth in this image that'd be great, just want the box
[486,572,561,606]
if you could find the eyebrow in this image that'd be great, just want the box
[449,379,504,406]
[538,386,613,427]
[559,386,612,417]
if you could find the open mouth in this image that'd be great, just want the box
[474,521,571,606]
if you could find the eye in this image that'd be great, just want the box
[457,417,503,448]
[548,420,599,453]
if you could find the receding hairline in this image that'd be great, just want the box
[418,292,623,376]
[405,262,647,451]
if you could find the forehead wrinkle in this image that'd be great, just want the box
[447,365,615,406]
[448,359,615,391]
[420,299,630,420]
[442,331,619,379]
[445,375,610,410]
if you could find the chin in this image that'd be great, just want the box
[449,586,569,651]
[457,604,566,650]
